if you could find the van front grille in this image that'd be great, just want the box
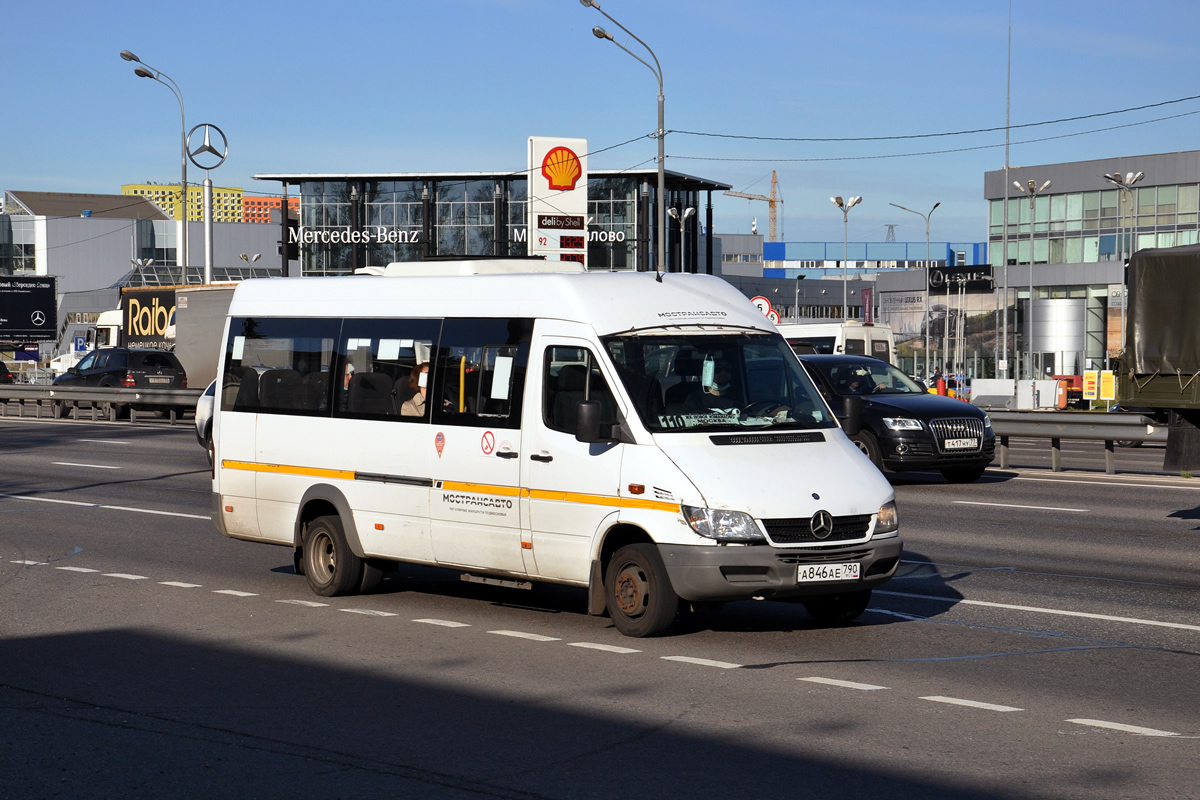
[762,514,872,545]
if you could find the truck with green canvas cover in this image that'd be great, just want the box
[1120,243,1200,467]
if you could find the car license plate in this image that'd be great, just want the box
[944,437,978,449]
[797,562,860,583]
[148,377,171,384]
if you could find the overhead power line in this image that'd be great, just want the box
[671,108,1200,164]
[673,92,1200,143]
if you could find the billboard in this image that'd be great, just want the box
[0,276,57,342]
[527,137,588,268]
[120,288,176,350]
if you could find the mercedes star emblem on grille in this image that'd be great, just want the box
[810,510,834,540]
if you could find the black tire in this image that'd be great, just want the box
[802,589,872,625]
[302,515,363,597]
[1114,439,1142,448]
[52,401,71,419]
[849,430,883,470]
[941,466,987,483]
[359,562,384,593]
[604,543,679,638]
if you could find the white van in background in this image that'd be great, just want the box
[210,261,901,638]
[775,321,896,364]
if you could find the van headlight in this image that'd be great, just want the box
[882,417,923,431]
[681,505,764,543]
[873,500,899,537]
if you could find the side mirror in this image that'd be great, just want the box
[839,395,862,437]
[575,399,607,443]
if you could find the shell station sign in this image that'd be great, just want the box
[528,137,588,268]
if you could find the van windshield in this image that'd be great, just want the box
[602,331,837,433]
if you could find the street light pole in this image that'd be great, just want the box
[582,1,666,275]
[667,206,695,273]
[1103,170,1144,362]
[890,201,940,378]
[831,196,862,319]
[121,50,187,278]
[1014,179,1051,383]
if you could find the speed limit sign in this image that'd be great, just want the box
[750,295,772,316]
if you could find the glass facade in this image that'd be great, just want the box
[989,182,1200,266]
[0,216,36,275]
[291,174,703,277]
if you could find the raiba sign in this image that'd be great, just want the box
[528,137,588,268]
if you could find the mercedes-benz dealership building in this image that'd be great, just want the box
[253,168,730,276]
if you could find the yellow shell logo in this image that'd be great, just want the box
[541,146,582,191]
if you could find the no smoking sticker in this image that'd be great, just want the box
[481,431,495,455]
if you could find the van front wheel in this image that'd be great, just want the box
[605,544,678,638]
[303,515,363,597]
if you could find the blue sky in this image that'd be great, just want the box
[3,0,1198,244]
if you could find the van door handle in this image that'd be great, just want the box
[496,451,519,459]
[529,453,553,463]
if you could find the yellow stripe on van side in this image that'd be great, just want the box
[440,481,525,498]
[219,463,679,514]
[527,489,680,514]
[221,460,355,481]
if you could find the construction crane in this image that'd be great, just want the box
[723,171,784,241]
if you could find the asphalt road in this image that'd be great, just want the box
[1,418,1197,799]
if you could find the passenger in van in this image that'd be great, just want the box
[401,364,429,417]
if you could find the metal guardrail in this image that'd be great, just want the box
[988,411,1167,474]
[0,385,202,425]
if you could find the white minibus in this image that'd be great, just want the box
[210,261,901,637]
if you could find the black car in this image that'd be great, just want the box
[799,354,995,482]
[0,361,14,384]
[51,347,188,418]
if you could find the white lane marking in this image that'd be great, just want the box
[213,590,257,597]
[341,608,398,617]
[488,630,561,642]
[104,573,148,581]
[277,599,328,607]
[57,567,99,573]
[11,560,46,565]
[877,590,1200,633]
[661,656,742,669]
[952,500,1087,513]
[78,439,129,445]
[569,642,642,654]
[922,696,1023,712]
[1067,719,1179,737]
[800,677,888,691]
[160,581,201,588]
[0,493,210,521]
[52,462,120,470]
[414,619,471,628]
[1017,476,1200,491]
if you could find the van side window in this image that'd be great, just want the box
[334,319,440,421]
[543,346,617,434]
[431,318,532,430]
[221,317,340,415]
[844,337,866,355]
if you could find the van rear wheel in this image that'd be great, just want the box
[605,544,678,638]
[303,515,363,597]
